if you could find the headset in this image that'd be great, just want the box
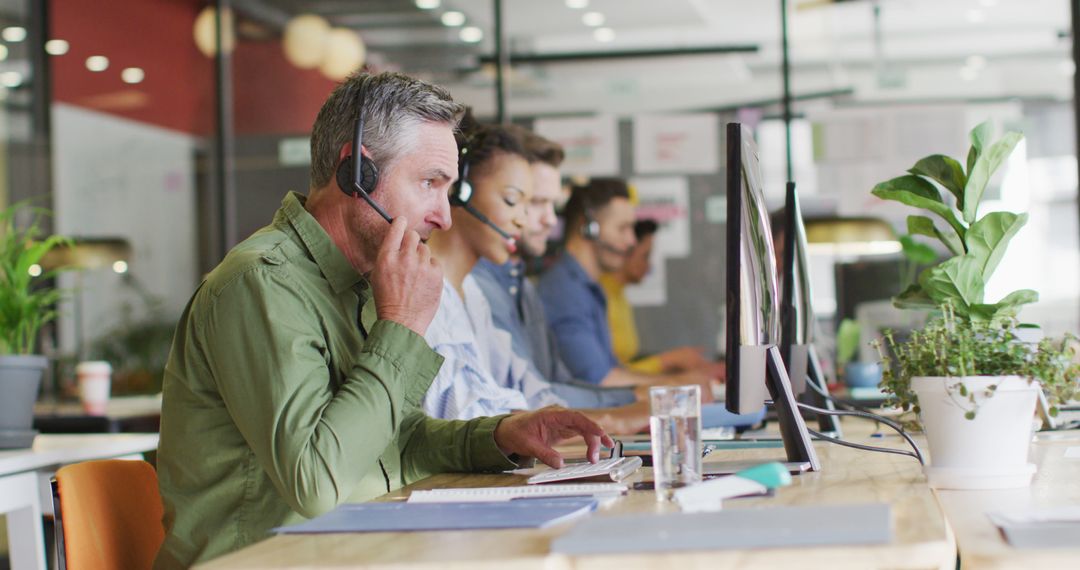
[579,207,629,256]
[450,133,517,253]
[335,80,393,223]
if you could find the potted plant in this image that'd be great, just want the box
[869,121,1077,489]
[0,202,68,448]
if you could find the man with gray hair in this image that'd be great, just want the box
[155,72,612,569]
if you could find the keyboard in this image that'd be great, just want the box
[527,456,643,485]
[408,483,628,503]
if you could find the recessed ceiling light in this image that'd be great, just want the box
[459,26,483,43]
[966,55,986,69]
[0,71,22,88]
[112,260,129,274]
[2,27,26,42]
[441,11,466,27]
[593,27,615,42]
[121,67,145,84]
[85,55,109,72]
[582,12,605,27]
[45,39,69,55]
[566,0,589,8]
[0,45,7,61]
[415,0,440,9]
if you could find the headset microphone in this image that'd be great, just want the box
[461,203,517,253]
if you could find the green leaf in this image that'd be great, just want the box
[899,235,938,265]
[963,131,1023,224]
[967,121,994,175]
[965,212,1027,282]
[892,283,937,310]
[908,215,964,256]
[872,175,967,240]
[909,155,967,207]
[919,255,986,315]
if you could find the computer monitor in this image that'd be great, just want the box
[778,182,841,436]
[724,123,820,472]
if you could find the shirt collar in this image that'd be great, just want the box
[279,191,365,295]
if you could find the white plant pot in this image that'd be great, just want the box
[911,375,1039,489]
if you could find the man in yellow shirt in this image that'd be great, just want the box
[601,219,723,378]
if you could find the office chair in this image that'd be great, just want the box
[51,459,164,570]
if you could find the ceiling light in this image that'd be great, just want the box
[121,67,145,84]
[112,260,129,274]
[415,0,441,9]
[593,27,615,42]
[966,55,986,69]
[0,45,7,61]
[0,71,22,88]
[28,264,42,277]
[45,39,69,55]
[582,12,605,27]
[459,26,483,43]
[441,11,466,27]
[966,9,985,24]
[85,55,109,72]
[566,0,588,8]
[2,27,26,42]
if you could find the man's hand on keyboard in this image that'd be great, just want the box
[494,406,615,469]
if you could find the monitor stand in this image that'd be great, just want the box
[805,344,843,438]
[711,345,821,474]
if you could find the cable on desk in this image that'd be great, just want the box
[795,402,925,466]
[806,428,924,465]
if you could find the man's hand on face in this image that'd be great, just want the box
[493,406,615,469]
[371,216,443,336]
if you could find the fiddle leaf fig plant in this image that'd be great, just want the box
[871,121,1033,323]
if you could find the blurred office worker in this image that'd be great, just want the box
[600,219,717,376]
[538,179,716,395]
[471,126,638,409]
[154,72,611,569]
[422,120,647,433]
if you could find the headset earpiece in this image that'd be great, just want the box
[336,152,379,197]
[450,140,473,207]
[581,213,600,240]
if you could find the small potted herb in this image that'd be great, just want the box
[869,121,1072,489]
[0,202,68,448]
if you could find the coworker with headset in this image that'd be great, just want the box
[471,126,641,408]
[538,179,718,394]
[155,72,611,570]
[421,117,648,432]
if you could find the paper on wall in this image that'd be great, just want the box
[533,115,620,177]
[633,113,720,174]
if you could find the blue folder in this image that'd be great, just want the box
[273,498,598,534]
[702,403,766,428]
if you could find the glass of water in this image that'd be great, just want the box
[649,385,702,502]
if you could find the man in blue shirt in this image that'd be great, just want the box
[538,179,716,394]
[472,127,637,408]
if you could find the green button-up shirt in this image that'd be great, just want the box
[154,192,516,569]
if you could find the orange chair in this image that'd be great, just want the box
[51,459,164,570]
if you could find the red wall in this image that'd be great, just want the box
[51,0,338,137]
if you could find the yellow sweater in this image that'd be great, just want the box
[599,274,663,374]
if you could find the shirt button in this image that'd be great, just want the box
[509,286,519,295]
[509,268,520,277]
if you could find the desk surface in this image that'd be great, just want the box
[0,433,159,476]
[34,393,162,419]
[199,429,954,570]
[935,429,1080,569]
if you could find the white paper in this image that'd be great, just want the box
[533,115,619,177]
[633,113,720,174]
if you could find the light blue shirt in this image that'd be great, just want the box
[423,276,566,420]
[538,254,619,385]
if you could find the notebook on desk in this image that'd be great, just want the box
[273,498,598,533]
[551,503,892,555]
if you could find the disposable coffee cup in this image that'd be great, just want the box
[76,361,112,416]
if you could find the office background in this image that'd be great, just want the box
[0,0,1077,395]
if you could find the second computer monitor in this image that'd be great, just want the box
[779,182,815,396]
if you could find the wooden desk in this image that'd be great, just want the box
[0,433,159,570]
[935,429,1080,569]
[199,432,954,570]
